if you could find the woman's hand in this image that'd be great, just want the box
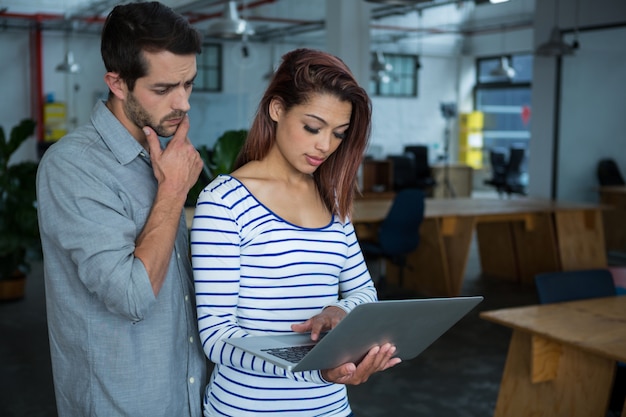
[321,343,401,385]
[291,306,347,341]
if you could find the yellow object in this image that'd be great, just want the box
[458,111,484,169]
[43,102,67,142]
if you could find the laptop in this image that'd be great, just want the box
[224,295,483,372]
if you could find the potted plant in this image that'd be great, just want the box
[186,129,247,207]
[0,118,39,301]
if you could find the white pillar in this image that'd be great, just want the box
[325,0,372,88]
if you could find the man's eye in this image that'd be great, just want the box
[304,125,320,134]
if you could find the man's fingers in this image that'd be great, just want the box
[143,126,161,156]
[170,114,191,143]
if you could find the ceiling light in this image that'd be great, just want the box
[535,0,574,57]
[206,1,254,39]
[371,51,393,83]
[56,51,80,73]
[490,56,515,79]
[535,26,575,56]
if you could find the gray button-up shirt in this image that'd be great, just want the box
[36,101,207,417]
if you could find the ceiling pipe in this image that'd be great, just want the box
[0,2,532,42]
[185,0,277,23]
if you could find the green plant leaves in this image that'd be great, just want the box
[0,118,39,279]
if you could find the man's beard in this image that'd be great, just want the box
[124,91,184,138]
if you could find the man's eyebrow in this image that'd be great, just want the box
[151,73,197,88]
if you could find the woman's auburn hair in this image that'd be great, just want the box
[234,48,372,221]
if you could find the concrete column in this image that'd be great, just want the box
[325,0,372,88]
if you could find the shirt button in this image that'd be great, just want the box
[177,253,181,259]
[189,336,194,343]
[189,377,195,384]
[185,295,189,301]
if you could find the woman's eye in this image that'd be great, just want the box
[334,132,347,140]
[304,125,320,134]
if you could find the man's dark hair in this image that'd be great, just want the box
[101,1,202,91]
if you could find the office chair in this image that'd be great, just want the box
[597,158,625,186]
[484,147,526,197]
[534,269,625,414]
[534,268,617,304]
[404,145,436,194]
[360,188,425,297]
[387,154,418,191]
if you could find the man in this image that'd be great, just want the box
[36,2,207,415]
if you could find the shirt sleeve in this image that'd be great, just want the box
[330,220,378,313]
[37,143,155,321]
[191,187,328,385]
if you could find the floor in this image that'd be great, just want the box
[0,236,621,417]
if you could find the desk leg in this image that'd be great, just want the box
[512,213,560,285]
[599,191,626,252]
[554,209,607,270]
[493,329,614,417]
[391,216,474,297]
[476,214,560,285]
[476,222,519,281]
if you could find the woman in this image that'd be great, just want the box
[191,48,401,417]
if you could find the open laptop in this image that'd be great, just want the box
[224,296,483,372]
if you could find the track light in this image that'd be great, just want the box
[56,51,80,73]
[490,56,515,79]
[371,51,393,84]
[206,1,254,39]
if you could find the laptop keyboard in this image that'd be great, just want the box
[261,345,315,363]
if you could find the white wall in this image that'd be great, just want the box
[529,0,626,201]
[558,26,626,202]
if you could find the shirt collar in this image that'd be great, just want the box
[91,100,149,166]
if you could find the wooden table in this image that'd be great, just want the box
[480,296,626,417]
[352,197,608,297]
[431,163,473,198]
[598,186,626,252]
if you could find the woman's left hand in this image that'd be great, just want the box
[321,343,402,385]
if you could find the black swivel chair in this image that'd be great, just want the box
[360,188,425,298]
[484,147,526,197]
[534,269,626,415]
[404,145,436,195]
[387,154,418,191]
[597,158,625,186]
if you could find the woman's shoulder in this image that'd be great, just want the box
[199,175,250,204]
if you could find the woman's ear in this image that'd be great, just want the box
[269,98,282,122]
[104,72,126,100]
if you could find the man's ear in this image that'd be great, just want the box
[104,72,126,100]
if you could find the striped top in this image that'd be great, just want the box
[191,175,377,416]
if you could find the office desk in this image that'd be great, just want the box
[480,296,626,417]
[431,163,473,198]
[599,186,626,251]
[352,197,607,297]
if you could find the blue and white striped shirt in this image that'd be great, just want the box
[191,175,377,416]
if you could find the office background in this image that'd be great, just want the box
[0,0,625,202]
